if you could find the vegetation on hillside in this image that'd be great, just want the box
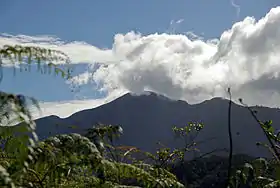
[0,44,280,187]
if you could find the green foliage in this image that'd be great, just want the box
[171,123,204,159]
[239,99,280,162]
[0,45,71,79]
[229,158,280,188]
[84,124,123,159]
[0,128,184,187]
[0,44,184,187]
[2,44,280,187]
[229,99,280,188]
[0,95,184,187]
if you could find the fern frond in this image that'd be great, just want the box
[0,44,72,79]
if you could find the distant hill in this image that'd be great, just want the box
[23,92,280,158]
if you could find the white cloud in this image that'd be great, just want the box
[0,33,117,65]
[29,89,125,119]
[230,0,241,19]
[31,99,104,119]
[3,6,280,119]
[87,7,280,107]
[167,19,185,34]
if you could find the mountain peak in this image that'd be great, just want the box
[120,91,188,104]
[125,92,232,106]
[115,91,235,107]
[129,91,171,99]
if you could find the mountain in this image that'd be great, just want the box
[28,92,280,158]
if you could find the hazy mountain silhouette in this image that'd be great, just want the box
[28,92,280,158]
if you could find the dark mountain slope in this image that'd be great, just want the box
[30,92,280,158]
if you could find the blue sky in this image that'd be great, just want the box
[1,0,278,45]
[1,0,280,118]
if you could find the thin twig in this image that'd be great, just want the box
[191,148,229,162]
[226,88,233,188]
[27,168,44,188]
[239,99,280,161]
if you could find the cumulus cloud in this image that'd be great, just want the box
[87,7,280,106]
[3,6,280,119]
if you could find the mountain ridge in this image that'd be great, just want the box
[47,92,240,120]
[37,92,265,121]
[26,91,280,159]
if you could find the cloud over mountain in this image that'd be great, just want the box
[3,6,280,114]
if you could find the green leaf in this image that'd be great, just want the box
[264,180,280,188]
[274,164,280,180]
